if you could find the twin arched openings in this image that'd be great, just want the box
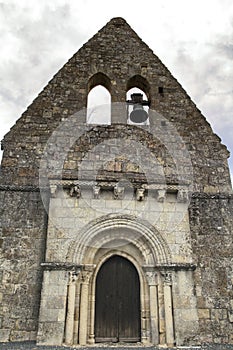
[86,73,150,124]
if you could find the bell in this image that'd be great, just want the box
[129,103,148,123]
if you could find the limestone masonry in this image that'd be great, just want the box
[0,17,232,347]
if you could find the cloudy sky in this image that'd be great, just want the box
[0,0,233,182]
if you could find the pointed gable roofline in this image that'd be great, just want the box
[1,17,231,191]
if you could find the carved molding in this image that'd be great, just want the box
[1,179,231,203]
[49,179,191,192]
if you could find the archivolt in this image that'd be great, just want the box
[67,214,171,265]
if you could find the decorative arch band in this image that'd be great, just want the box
[67,214,171,265]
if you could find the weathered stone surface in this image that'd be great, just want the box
[0,17,232,347]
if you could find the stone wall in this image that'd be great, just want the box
[190,194,233,343]
[0,17,232,346]
[0,191,48,342]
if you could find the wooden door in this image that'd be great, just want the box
[95,255,140,342]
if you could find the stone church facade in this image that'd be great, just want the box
[0,17,232,347]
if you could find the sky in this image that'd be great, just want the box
[0,0,233,183]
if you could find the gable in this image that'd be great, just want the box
[0,17,231,192]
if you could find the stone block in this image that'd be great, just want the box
[39,308,59,322]
[106,199,122,209]
[37,321,65,345]
[198,308,210,319]
[10,330,31,341]
[173,270,194,296]
[45,295,66,309]
[174,308,199,323]
[228,310,233,323]
[211,308,228,320]
[173,295,192,309]
[0,329,10,342]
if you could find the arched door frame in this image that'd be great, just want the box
[65,215,173,346]
[88,250,149,344]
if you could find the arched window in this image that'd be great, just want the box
[87,73,112,124]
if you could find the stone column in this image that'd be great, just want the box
[158,273,165,344]
[64,271,79,345]
[88,286,95,344]
[73,279,81,344]
[163,272,174,347]
[145,271,159,345]
[79,269,92,345]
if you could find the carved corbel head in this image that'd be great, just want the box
[177,189,189,203]
[136,188,145,201]
[157,189,166,202]
[114,183,125,199]
[69,184,81,198]
[50,184,58,198]
[93,185,101,199]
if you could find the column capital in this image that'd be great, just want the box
[68,270,79,285]
[143,266,158,286]
[161,271,172,286]
[145,271,158,286]
[80,264,95,284]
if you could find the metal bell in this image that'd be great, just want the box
[129,103,148,123]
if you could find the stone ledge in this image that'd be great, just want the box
[191,192,232,199]
[0,185,41,192]
[0,183,231,200]
[41,262,81,271]
[143,263,196,271]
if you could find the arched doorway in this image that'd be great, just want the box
[95,255,141,343]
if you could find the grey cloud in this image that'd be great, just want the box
[172,37,233,176]
[0,1,86,121]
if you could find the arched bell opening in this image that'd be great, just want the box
[86,72,112,124]
[126,75,151,125]
[126,75,151,100]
